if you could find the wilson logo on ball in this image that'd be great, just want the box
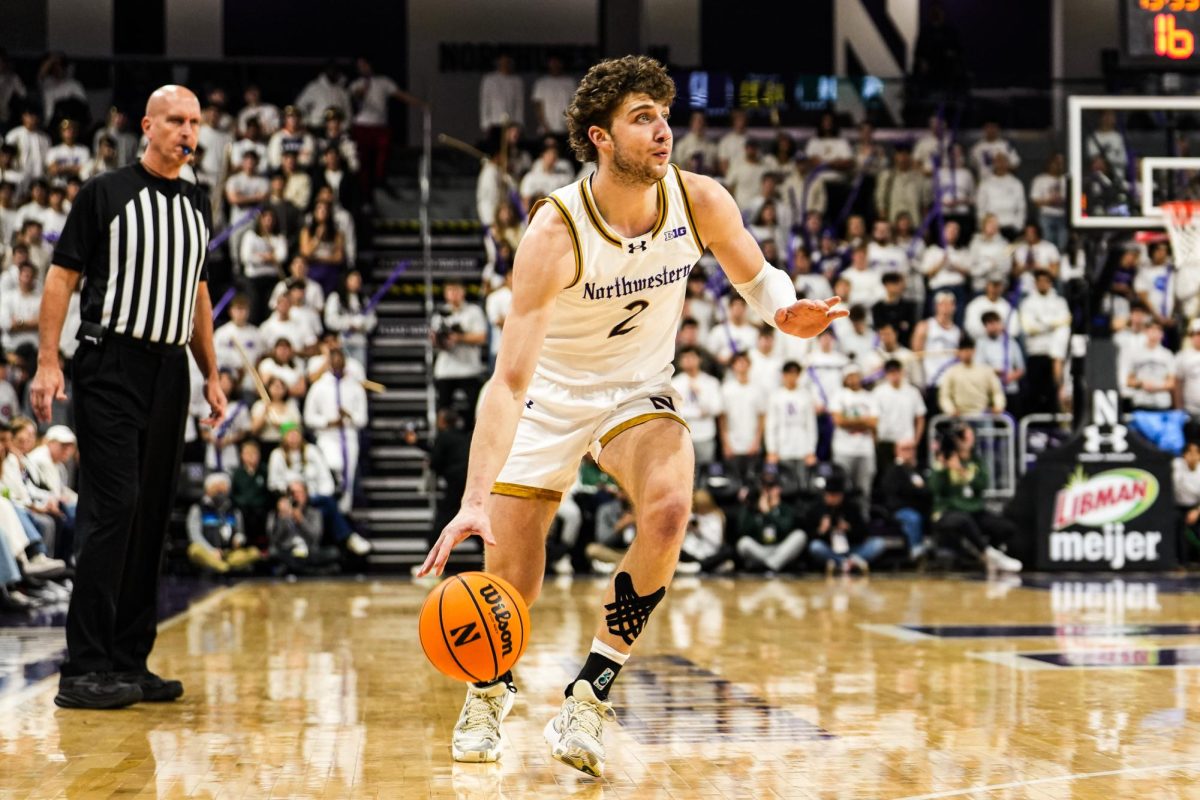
[479,583,514,657]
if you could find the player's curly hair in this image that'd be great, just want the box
[566,56,676,164]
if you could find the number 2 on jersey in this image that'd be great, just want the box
[608,300,649,338]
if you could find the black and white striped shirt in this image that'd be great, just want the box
[52,163,211,346]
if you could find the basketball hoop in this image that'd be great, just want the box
[1160,200,1200,270]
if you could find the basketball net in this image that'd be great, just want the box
[1161,200,1200,271]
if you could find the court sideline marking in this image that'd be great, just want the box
[895,760,1200,799]
[0,584,236,714]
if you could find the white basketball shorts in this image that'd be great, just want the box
[492,372,690,502]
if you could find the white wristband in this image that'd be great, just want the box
[730,262,797,330]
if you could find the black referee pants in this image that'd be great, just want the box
[62,337,189,677]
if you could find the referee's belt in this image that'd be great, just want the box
[78,322,185,355]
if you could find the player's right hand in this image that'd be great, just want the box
[416,505,498,577]
[30,364,68,424]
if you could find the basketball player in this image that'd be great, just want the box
[416,56,845,777]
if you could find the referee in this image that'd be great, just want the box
[31,85,227,709]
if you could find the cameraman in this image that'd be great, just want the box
[430,280,487,427]
[269,479,338,574]
[929,424,1023,573]
[734,471,807,574]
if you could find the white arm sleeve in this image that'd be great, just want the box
[730,262,798,330]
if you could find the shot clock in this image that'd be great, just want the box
[1123,0,1200,63]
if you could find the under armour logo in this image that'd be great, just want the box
[525,399,534,409]
[627,240,647,254]
[1083,424,1128,454]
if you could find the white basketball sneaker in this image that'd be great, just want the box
[544,679,614,777]
[451,680,516,762]
[984,546,1023,573]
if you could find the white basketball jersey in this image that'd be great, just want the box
[530,164,705,386]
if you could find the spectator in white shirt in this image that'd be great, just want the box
[871,359,926,468]
[83,135,120,181]
[721,352,766,481]
[913,291,963,405]
[37,53,86,122]
[5,108,50,181]
[829,363,879,500]
[921,220,971,312]
[14,178,49,232]
[479,54,524,133]
[968,214,1011,287]
[1122,320,1176,411]
[431,280,488,427]
[976,153,1026,238]
[92,106,139,167]
[520,139,575,207]
[230,118,269,175]
[866,220,910,277]
[976,311,1026,407]
[1030,153,1068,250]
[267,107,316,171]
[304,348,368,512]
[1020,270,1072,414]
[1135,241,1178,331]
[258,339,308,399]
[214,295,265,393]
[1011,222,1061,294]
[1085,110,1128,178]
[804,112,854,183]
[912,114,948,175]
[705,295,760,365]
[324,270,376,368]
[970,121,1021,180]
[724,139,769,212]
[717,109,749,176]
[1175,319,1200,417]
[792,248,834,302]
[350,57,416,196]
[237,84,280,136]
[296,63,352,128]
[672,347,724,473]
[672,111,718,174]
[239,208,287,319]
[935,142,976,240]
[40,185,68,243]
[805,330,849,415]
[531,55,574,136]
[963,275,1020,341]
[765,361,819,487]
[45,121,88,186]
[1174,442,1200,562]
[260,293,319,358]
[0,263,41,352]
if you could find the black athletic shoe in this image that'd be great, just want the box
[115,670,184,702]
[54,673,143,709]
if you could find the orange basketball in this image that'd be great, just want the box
[418,571,530,683]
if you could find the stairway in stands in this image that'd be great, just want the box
[353,146,485,571]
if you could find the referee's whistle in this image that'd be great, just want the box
[181,145,192,155]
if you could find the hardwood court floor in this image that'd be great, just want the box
[3,573,1200,799]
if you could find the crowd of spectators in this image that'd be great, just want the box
[0,53,395,598]
[458,56,1200,578]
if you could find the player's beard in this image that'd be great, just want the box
[609,135,664,187]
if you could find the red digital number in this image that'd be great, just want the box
[1156,13,1196,58]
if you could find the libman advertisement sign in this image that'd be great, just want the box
[1048,468,1165,570]
[1032,421,1177,572]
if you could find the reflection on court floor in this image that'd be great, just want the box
[1,574,1200,799]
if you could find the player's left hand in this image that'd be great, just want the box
[774,296,848,339]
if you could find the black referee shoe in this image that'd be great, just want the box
[54,673,143,709]
[115,670,184,702]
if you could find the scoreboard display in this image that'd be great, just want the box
[1123,0,1200,63]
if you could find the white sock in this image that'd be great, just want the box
[590,637,630,665]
